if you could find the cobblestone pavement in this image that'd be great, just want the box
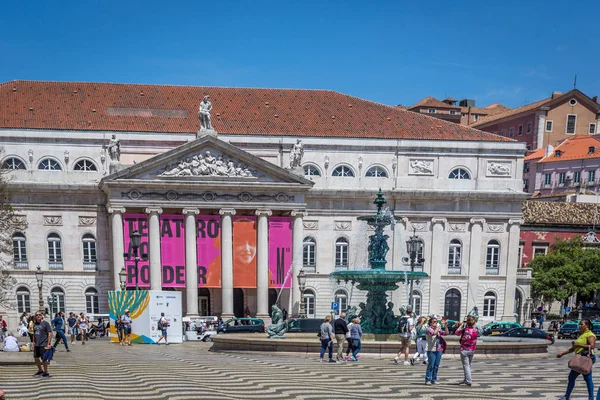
[0,339,589,399]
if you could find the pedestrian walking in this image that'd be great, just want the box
[51,312,69,352]
[116,315,124,344]
[67,313,78,344]
[318,315,336,363]
[333,312,349,361]
[557,319,596,400]
[156,313,169,345]
[32,311,53,378]
[0,315,7,342]
[78,313,88,345]
[345,319,354,361]
[349,317,362,361]
[455,315,479,386]
[395,307,414,366]
[425,315,448,385]
[410,317,428,365]
[122,310,133,346]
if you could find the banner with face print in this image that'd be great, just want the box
[268,217,292,289]
[233,216,257,288]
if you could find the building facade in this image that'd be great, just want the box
[0,80,529,328]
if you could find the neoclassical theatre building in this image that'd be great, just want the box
[0,80,530,328]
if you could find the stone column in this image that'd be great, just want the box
[183,208,200,317]
[255,210,272,320]
[502,219,522,321]
[291,210,307,317]
[427,218,446,315]
[467,218,485,312]
[145,207,163,290]
[108,206,126,290]
[220,208,236,320]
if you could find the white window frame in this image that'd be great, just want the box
[449,110,457,115]
[16,287,31,314]
[483,292,497,317]
[544,173,552,186]
[365,166,388,178]
[518,244,524,268]
[332,165,354,177]
[335,237,349,268]
[412,290,422,316]
[574,171,581,184]
[334,290,348,316]
[303,236,316,270]
[3,157,26,170]
[74,159,98,171]
[533,246,548,257]
[428,108,436,114]
[303,289,316,318]
[566,114,577,135]
[12,233,27,262]
[38,158,62,171]
[588,170,596,184]
[590,123,597,135]
[47,233,63,263]
[546,120,553,132]
[486,240,500,274]
[473,114,479,122]
[449,168,470,179]
[447,239,461,274]
[558,172,566,186]
[50,287,66,313]
[85,288,99,314]
[303,164,321,178]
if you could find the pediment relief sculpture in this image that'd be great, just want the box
[160,150,256,178]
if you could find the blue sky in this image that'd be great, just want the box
[1,1,598,108]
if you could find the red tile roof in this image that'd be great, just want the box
[538,135,600,163]
[472,98,551,127]
[524,147,546,161]
[409,96,461,110]
[0,80,511,142]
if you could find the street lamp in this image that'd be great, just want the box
[129,230,142,291]
[35,266,44,313]
[119,267,127,290]
[406,229,424,311]
[297,269,307,318]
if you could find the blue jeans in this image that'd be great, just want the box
[320,339,333,359]
[352,339,362,358]
[566,353,595,399]
[53,330,69,350]
[426,351,442,383]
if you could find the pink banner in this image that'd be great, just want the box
[123,214,150,288]
[197,215,222,288]
[268,216,292,289]
[160,215,186,288]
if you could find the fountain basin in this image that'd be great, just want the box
[331,270,428,291]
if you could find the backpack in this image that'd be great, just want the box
[398,316,409,334]
[157,319,163,330]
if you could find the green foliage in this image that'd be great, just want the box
[530,237,600,304]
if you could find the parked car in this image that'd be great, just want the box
[216,318,265,334]
[558,321,580,339]
[500,327,554,344]
[286,318,322,333]
[482,321,522,336]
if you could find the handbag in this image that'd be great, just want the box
[569,351,593,375]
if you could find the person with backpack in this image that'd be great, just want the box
[455,315,479,386]
[425,315,449,385]
[156,312,169,345]
[394,307,414,366]
[344,318,355,361]
[410,316,428,365]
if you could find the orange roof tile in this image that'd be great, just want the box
[538,135,600,163]
[472,98,551,127]
[0,80,510,142]
[409,96,461,110]
[524,148,546,161]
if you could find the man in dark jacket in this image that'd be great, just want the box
[333,312,349,362]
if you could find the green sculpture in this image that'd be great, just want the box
[266,305,288,339]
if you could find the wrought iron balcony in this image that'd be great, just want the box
[83,262,97,271]
[486,267,499,275]
[48,262,64,270]
[447,265,462,274]
[13,260,28,269]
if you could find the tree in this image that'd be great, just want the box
[0,159,27,309]
[530,237,600,307]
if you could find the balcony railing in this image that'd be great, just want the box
[335,264,349,270]
[48,262,64,270]
[517,268,532,279]
[83,262,97,271]
[302,264,316,273]
[486,267,499,275]
[447,265,462,274]
[13,260,28,269]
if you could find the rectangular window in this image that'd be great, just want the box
[483,297,496,317]
[518,245,524,268]
[574,171,581,184]
[588,170,596,184]
[428,108,436,114]
[486,246,500,272]
[558,172,566,186]
[546,120,553,132]
[524,162,529,173]
[533,247,548,257]
[527,122,532,133]
[590,124,597,134]
[473,114,479,122]
[86,294,99,314]
[566,115,577,134]
[501,130,506,136]
[449,110,457,115]
[518,125,523,135]
[544,174,552,186]
[509,127,514,137]
[523,179,528,190]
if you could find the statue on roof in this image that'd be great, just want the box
[198,95,213,131]
[106,134,121,162]
[289,139,304,169]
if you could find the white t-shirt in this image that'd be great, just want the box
[399,316,414,337]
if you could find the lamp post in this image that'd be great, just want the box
[406,229,424,311]
[119,268,127,290]
[129,230,142,291]
[35,266,44,313]
[297,269,307,318]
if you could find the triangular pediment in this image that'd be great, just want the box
[101,135,313,187]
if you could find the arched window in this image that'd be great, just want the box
[334,289,348,315]
[303,289,316,318]
[82,233,97,270]
[47,233,63,269]
[486,240,500,274]
[365,166,388,178]
[444,288,461,321]
[12,232,28,268]
[16,286,30,313]
[335,237,349,268]
[411,290,422,316]
[74,159,98,171]
[447,239,461,274]
[3,157,25,170]
[303,165,321,178]
[38,158,62,171]
[303,236,316,270]
[50,287,65,314]
[332,165,354,177]
[449,168,470,179]
[85,288,99,314]
[483,291,497,318]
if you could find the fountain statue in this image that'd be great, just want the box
[266,305,288,339]
[331,189,428,334]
